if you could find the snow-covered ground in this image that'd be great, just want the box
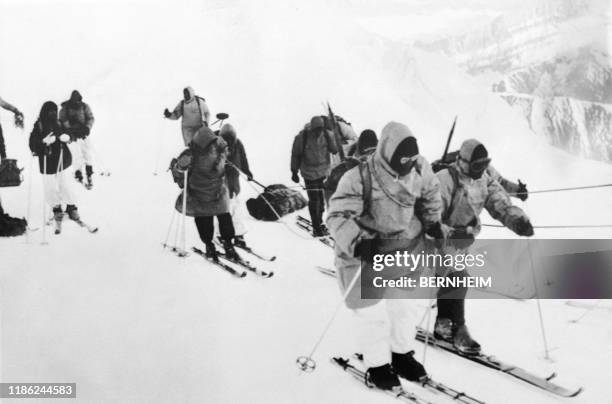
[1,1,611,403]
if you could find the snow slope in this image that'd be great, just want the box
[1,1,611,403]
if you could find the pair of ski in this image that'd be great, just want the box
[192,243,274,278]
[46,216,98,234]
[295,215,334,248]
[414,328,583,398]
[333,354,483,404]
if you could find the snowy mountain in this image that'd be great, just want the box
[414,0,612,163]
[1,1,611,403]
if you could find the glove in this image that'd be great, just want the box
[354,240,364,258]
[425,222,448,240]
[59,134,71,143]
[513,217,534,237]
[82,127,90,137]
[163,108,171,118]
[449,227,475,250]
[291,171,300,183]
[42,135,56,146]
[14,111,24,128]
[516,180,528,201]
[246,172,254,181]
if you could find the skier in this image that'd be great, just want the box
[174,126,240,261]
[327,121,445,391]
[59,90,95,189]
[29,101,80,232]
[164,87,211,146]
[433,139,534,354]
[324,129,378,202]
[432,150,528,200]
[0,96,24,161]
[291,116,338,236]
[219,123,253,248]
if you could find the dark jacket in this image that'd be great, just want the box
[59,91,94,138]
[220,124,252,198]
[291,124,338,181]
[29,102,72,175]
[175,127,229,217]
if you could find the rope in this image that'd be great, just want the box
[510,183,612,196]
[482,223,612,229]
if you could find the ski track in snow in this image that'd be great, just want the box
[1,1,611,403]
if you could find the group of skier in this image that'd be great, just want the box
[0,91,97,235]
[165,87,253,262]
[291,113,533,391]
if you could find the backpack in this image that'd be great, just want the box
[168,149,193,188]
[0,159,23,187]
[246,184,307,221]
[0,202,27,237]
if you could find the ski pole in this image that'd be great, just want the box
[179,170,188,255]
[225,160,267,189]
[522,202,551,360]
[421,290,436,367]
[163,209,177,249]
[41,151,48,245]
[25,154,34,243]
[296,268,362,373]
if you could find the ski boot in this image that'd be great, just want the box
[75,169,84,184]
[233,235,247,249]
[205,242,218,261]
[453,324,481,355]
[52,205,63,234]
[365,363,401,391]
[433,317,453,341]
[85,165,94,190]
[391,351,427,382]
[66,204,81,222]
[222,239,242,261]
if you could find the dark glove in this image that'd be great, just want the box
[516,180,528,201]
[449,228,475,249]
[354,240,364,257]
[164,108,171,118]
[514,217,534,237]
[291,171,300,183]
[82,127,90,137]
[425,222,445,240]
[246,172,254,181]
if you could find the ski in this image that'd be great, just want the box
[353,353,484,404]
[296,216,334,248]
[162,243,189,257]
[71,218,98,233]
[331,357,434,404]
[316,266,336,277]
[414,327,583,398]
[192,247,246,278]
[214,241,274,278]
[234,244,277,262]
[216,237,276,262]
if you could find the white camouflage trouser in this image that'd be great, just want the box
[70,137,94,171]
[229,195,247,236]
[43,170,76,208]
[353,299,421,368]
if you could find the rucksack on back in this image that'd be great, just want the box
[0,159,23,187]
